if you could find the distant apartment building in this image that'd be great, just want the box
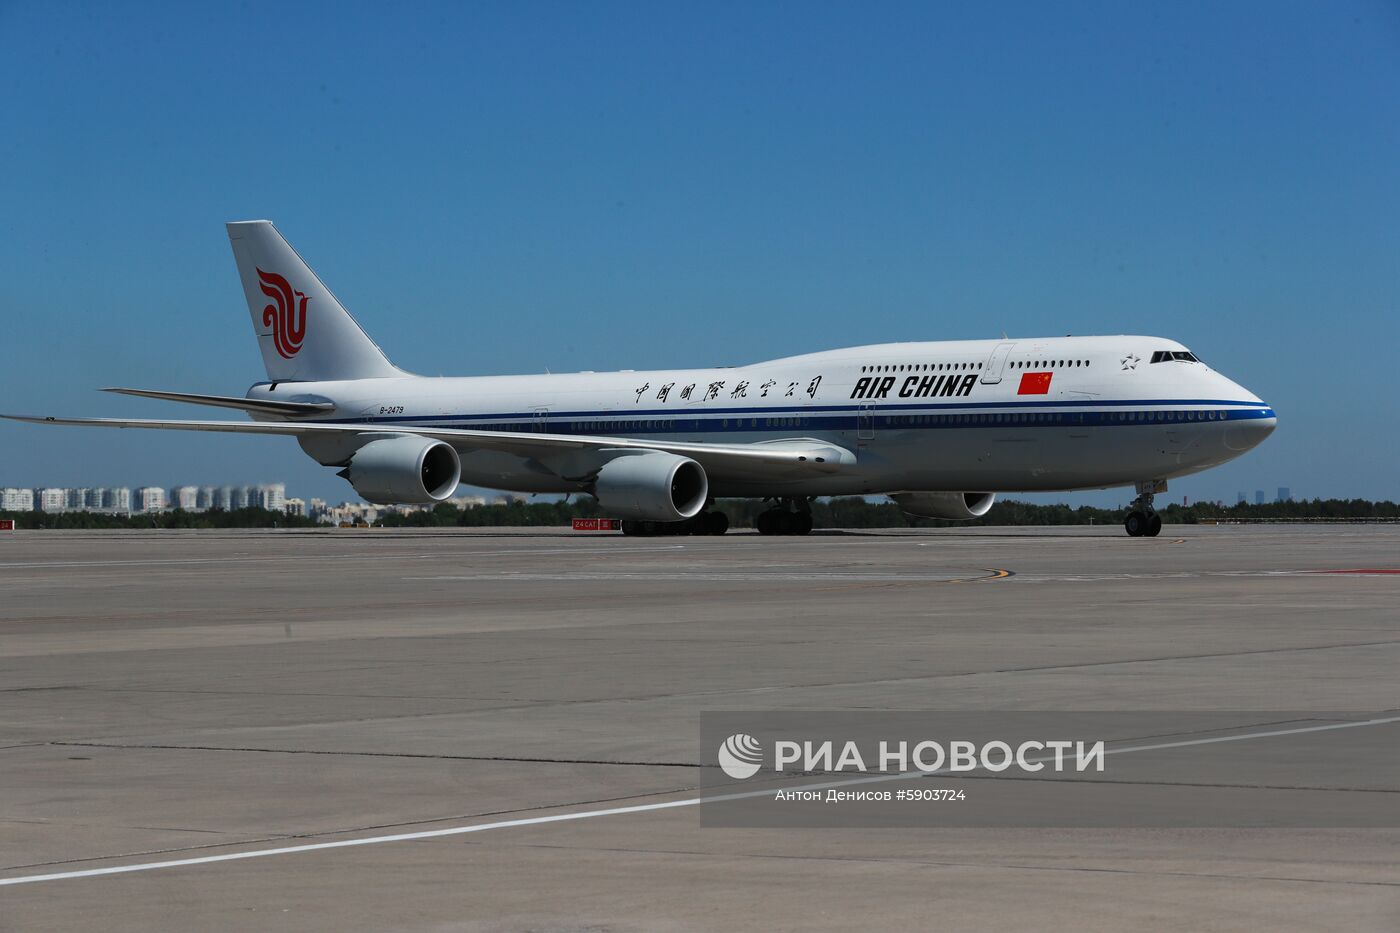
[3,482,297,514]
[37,488,67,512]
[1236,492,1247,505]
[135,486,167,512]
[324,502,379,525]
[1254,490,1265,505]
[1,488,35,511]
[283,497,306,517]
[259,483,286,511]
[1277,487,1291,503]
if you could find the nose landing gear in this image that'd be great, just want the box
[1124,480,1165,537]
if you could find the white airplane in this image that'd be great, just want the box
[5,221,1276,537]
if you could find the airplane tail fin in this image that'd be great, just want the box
[226,221,401,382]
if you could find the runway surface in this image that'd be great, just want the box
[1,525,1397,930]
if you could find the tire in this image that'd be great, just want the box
[775,511,797,535]
[793,511,813,536]
[755,511,777,536]
[1124,511,1146,537]
[704,511,730,536]
[1147,513,1163,537]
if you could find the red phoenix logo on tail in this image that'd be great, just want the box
[257,268,309,359]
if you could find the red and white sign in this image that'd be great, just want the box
[572,518,619,531]
[0,519,14,532]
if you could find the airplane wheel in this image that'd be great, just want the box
[704,511,729,536]
[775,511,798,535]
[1124,512,1146,537]
[755,511,777,535]
[792,511,813,536]
[1146,513,1163,537]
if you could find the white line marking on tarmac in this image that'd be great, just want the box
[406,565,974,582]
[2,715,1396,887]
[0,546,686,571]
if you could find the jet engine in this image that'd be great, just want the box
[339,436,461,504]
[890,492,997,521]
[592,452,708,521]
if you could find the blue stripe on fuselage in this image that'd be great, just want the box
[322,403,1275,436]
[324,397,1272,427]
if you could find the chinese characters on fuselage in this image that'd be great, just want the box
[634,375,825,403]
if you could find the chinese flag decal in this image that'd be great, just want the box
[1017,371,1053,395]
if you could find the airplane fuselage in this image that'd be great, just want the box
[256,334,1276,499]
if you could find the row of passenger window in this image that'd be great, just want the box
[883,409,1230,426]
[862,362,980,373]
[1010,359,1089,369]
[1100,408,1224,422]
[569,420,677,432]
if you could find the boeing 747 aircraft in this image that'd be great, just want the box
[5,221,1276,537]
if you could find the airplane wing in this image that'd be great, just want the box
[0,414,856,476]
[100,388,335,416]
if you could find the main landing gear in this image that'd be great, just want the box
[620,507,729,537]
[755,498,814,536]
[1124,480,1165,537]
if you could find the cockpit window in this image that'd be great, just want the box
[1150,350,1200,363]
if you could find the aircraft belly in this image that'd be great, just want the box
[861,423,1239,493]
[451,422,1242,499]
[458,449,579,494]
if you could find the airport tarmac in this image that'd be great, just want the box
[0,525,1397,931]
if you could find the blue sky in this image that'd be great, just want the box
[2,1,1396,506]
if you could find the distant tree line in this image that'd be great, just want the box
[4,497,1395,530]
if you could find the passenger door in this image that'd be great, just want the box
[980,342,1016,384]
[857,402,876,444]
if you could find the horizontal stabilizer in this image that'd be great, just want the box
[100,387,334,417]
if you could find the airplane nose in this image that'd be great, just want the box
[1224,407,1277,451]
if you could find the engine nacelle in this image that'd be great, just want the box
[341,436,461,504]
[890,492,996,521]
[592,452,708,521]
